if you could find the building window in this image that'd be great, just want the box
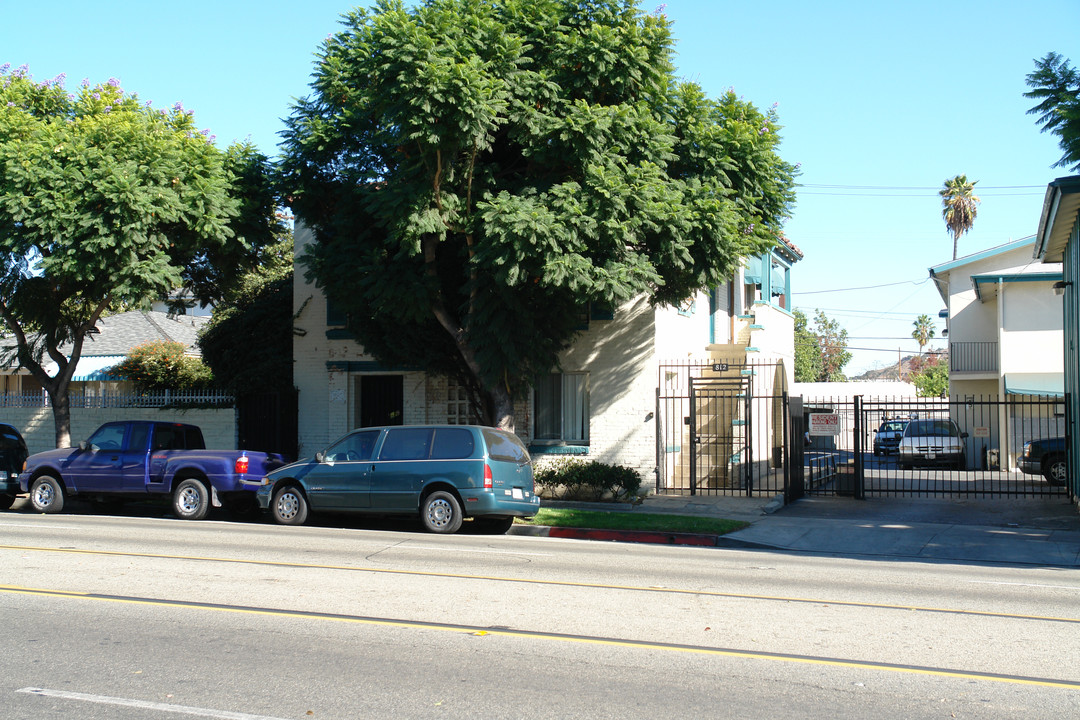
[534,373,589,444]
[447,380,481,425]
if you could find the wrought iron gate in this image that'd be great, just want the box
[656,361,788,496]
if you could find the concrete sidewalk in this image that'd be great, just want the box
[518,493,1080,567]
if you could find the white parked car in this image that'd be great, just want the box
[897,418,967,470]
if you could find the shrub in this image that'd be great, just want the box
[534,457,642,502]
[110,340,214,391]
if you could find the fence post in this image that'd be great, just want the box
[786,395,804,503]
[853,395,865,499]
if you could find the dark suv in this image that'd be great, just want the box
[0,423,29,510]
[873,420,907,456]
[1018,437,1067,485]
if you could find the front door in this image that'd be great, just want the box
[358,375,404,427]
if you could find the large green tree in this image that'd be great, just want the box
[0,66,281,446]
[198,233,294,392]
[1024,52,1080,172]
[793,309,822,383]
[939,174,980,261]
[793,309,851,382]
[282,0,797,430]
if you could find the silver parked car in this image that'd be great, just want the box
[897,418,968,470]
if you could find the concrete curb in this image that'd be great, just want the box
[509,524,751,547]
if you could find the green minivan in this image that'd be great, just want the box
[249,425,539,534]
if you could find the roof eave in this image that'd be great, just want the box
[1034,176,1080,262]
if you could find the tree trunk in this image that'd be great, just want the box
[46,381,73,449]
[485,383,516,433]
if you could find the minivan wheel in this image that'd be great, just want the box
[1044,455,1067,486]
[30,475,64,514]
[422,491,463,534]
[272,486,309,526]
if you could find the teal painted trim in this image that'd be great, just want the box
[665,444,682,453]
[325,328,356,340]
[740,369,755,375]
[749,324,764,329]
[746,347,761,352]
[737,314,754,319]
[971,271,1062,300]
[326,360,417,372]
[529,445,589,456]
[708,289,716,345]
[732,419,746,426]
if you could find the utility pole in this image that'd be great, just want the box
[897,348,902,381]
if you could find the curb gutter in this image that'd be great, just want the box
[509,524,763,548]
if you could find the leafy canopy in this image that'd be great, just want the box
[1024,52,1080,172]
[281,0,796,425]
[0,64,281,445]
[198,234,294,393]
[793,309,851,382]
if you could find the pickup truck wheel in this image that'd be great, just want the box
[173,478,210,521]
[271,486,308,525]
[1044,455,1067,486]
[421,490,463,534]
[30,475,64,514]
[0,493,15,511]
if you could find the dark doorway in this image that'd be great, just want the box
[237,389,298,460]
[359,375,404,427]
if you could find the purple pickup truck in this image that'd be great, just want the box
[17,420,286,520]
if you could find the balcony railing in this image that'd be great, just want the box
[949,341,998,373]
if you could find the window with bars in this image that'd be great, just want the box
[446,381,481,425]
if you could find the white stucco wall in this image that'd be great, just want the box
[1000,281,1064,375]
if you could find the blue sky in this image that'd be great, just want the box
[3,1,1078,374]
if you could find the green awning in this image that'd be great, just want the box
[1003,372,1064,397]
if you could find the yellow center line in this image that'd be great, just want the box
[2,582,1078,690]
[3,543,1079,625]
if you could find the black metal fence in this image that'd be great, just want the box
[800,394,1069,499]
[657,377,1071,500]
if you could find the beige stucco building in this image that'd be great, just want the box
[291,222,801,487]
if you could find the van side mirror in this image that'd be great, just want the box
[78,441,89,451]
[315,451,325,463]
[960,432,969,439]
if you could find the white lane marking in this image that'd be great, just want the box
[969,580,1080,591]
[0,523,83,530]
[393,544,552,556]
[17,688,291,720]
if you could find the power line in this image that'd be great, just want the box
[793,278,930,294]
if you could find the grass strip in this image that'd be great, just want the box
[521,508,749,535]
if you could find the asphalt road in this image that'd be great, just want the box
[2,511,1079,719]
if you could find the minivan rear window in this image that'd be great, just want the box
[430,428,475,459]
[483,428,530,463]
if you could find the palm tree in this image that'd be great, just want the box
[912,314,936,354]
[940,175,980,260]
